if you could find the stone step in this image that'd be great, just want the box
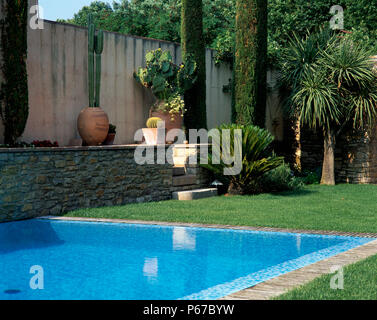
[172,188,218,201]
[173,175,197,187]
[173,167,186,177]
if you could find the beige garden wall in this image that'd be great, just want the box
[0,4,232,146]
[0,0,287,146]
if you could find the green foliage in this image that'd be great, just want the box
[64,1,377,66]
[181,0,207,130]
[0,0,29,146]
[134,48,197,111]
[153,94,186,120]
[108,124,116,134]
[87,14,104,107]
[234,0,267,127]
[261,163,304,193]
[202,124,284,195]
[279,29,336,91]
[280,31,377,134]
[62,0,235,55]
[146,117,163,129]
[213,30,235,66]
[300,168,322,185]
[268,0,377,64]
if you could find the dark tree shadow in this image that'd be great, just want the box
[267,188,318,197]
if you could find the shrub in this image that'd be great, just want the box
[261,163,304,193]
[108,124,116,134]
[202,124,284,195]
[0,0,29,146]
[300,168,322,185]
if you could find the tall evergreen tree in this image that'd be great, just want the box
[0,0,29,145]
[181,0,207,130]
[234,0,267,127]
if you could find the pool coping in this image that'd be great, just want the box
[39,216,377,300]
[40,216,377,238]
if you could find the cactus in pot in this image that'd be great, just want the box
[143,117,165,145]
[77,14,109,146]
[146,117,163,128]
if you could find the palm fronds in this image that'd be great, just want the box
[202,124,284,194]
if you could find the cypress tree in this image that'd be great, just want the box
[181,0,207,130]
[234,0,267,127]
[0,0,29,145]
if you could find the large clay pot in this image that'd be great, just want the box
[150,102,183,143]
[77,107,109,146]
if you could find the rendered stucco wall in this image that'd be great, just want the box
[0,3,232,146]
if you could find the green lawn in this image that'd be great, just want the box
[275,254,377,300]
[65,184,377,234]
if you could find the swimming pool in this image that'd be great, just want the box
[0,219,373,300]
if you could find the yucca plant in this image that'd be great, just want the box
[280,29,336,92]
[281,31,377,185]
[202,124,284,195]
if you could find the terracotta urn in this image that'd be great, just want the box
[77,107,109,146]
[150,108,183,143]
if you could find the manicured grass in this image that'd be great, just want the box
[275,254,377,300]
[65,184,377,234]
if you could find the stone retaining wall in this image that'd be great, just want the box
[300,127,377,184]
[335,128,377,184]
[0,146,177,222]
[0,145,212,223]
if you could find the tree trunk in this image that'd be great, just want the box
[294,119,302,171]
[321,130,336,185]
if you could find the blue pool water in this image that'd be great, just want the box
[0,219,373,300]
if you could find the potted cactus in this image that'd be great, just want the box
[142,117,165,145]
[77,14,109,146]
[134,49,197,141]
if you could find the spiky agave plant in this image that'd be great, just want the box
[202,124,284,195]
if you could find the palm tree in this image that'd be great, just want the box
[281,31,377,185]
[202,124,284,194]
